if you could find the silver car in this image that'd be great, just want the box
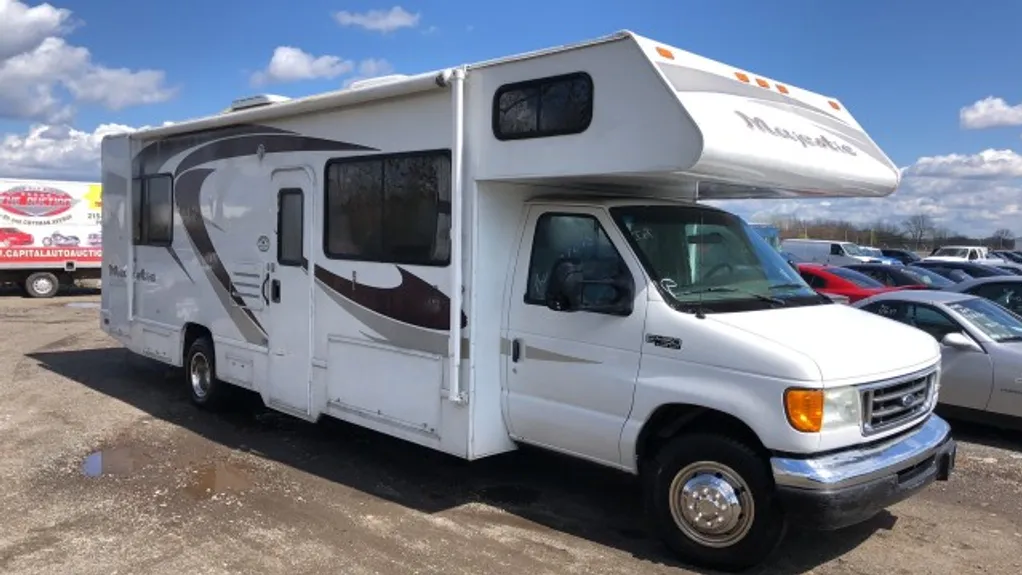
[944,276,1022,317]
[852,290,1022,422]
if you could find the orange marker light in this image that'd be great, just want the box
[734,72,750,83]
[755,78,770,88]
[828,100,841,110]
[776,84,789,94]
[656,47,674,60]
[784,388,824,433]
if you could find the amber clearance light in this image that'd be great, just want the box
[784,388,824,433]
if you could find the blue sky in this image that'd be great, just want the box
[2,0,1022,237]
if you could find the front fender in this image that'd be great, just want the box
[619,355,824,472]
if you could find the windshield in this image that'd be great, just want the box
[934,247,970,258]
[903,266,954,287]
[861,247,881,257]
[610,205,822,313]
[948,298,1022,343]
[827,266,886,287]
[841,243,865,256]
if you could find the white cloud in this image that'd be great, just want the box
[251,46,354,86]
[0,1,175,122]
[0,122,139,180]
[709,149,1022,238]
[960,97,1022,130]
[342,58,395,87]
[334,6,420,32]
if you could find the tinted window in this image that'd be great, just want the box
[969,282,1022,314]
[799,270,826,288]
[903,266,954,287]
[828,266,885,287]
[277,189,304,266]
[907,304,961,340]
[132,174,173,246]
[324,151,451,266]
[493,72,593,140]
[525,213,631,310]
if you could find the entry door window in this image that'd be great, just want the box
[278,189,304,266]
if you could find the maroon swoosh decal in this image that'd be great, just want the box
[314,264,467,331]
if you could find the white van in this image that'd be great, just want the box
[99,30,956,572]
[782,238,889,265]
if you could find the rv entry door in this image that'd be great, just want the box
[265,168,314,417]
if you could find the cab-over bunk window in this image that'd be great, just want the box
[492,72,594,140]
[324,150,452,266]
[132,173,174,246]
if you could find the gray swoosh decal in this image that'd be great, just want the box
[164,246,195,283]
[175,168,268,346]
[135,124,294,174]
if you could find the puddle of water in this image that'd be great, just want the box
[81,447,148,477]
[65,301,100,309]
[185,462,253,499]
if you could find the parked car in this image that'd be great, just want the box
[991,250,1022,264]
[924,245,1005,264]
[944,277,1022,316]
[795,263,906,303]
[853,290,1022,426]
[844,263,953,290]
[781,239,893,266]
[0,227,33,247]
[881,248,922,266]
[857,246,903,266]
[913,260,1013,281]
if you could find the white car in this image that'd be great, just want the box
[853,290,1022,424]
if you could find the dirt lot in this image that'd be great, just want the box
[2,293,1022,575]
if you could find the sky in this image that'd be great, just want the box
[1,0,1021,238]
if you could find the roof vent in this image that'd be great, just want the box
[346,74,410,90]
[228,94,292,112]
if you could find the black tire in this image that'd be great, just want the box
[24,272,60,298]
[184,335,228,409]
[643,433,787,572]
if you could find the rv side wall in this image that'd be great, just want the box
[100,134,134,342]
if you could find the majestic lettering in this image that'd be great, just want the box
[735,111,857,156]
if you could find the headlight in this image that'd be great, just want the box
[784,386,862,433]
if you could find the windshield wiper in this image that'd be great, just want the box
[677,286,786,306]
[768,283,806,291]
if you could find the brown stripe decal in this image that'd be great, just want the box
[313,264,467,330]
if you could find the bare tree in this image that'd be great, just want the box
[902,214,933,249]
[992,228,1014,249]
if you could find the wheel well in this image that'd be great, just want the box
[636,404,768,467]
[182,323,211,362]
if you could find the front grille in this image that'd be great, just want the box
[860,370,936,435]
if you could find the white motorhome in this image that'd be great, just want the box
[99,31,956,571]
[0,177,103,297]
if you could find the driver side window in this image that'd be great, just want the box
[524,213,630,308]
[907,303,961,341]
[830,244,844,256]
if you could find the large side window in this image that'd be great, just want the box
[493,72,594,141]
[324,151,451,266]
[132,174,174,246]
[525,213,631,310]
[907,304,961,340]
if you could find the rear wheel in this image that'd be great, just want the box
[184,335,228,409]
[644,433,787,572]
[24,272,59,298]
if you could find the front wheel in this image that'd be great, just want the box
[643,433,787,572]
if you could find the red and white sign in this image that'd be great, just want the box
[0,177,102,269]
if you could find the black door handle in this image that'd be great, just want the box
[511,338,521,363]
[261,275,270,305]
[271,279,281,303]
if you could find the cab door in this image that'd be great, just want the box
[503,206,647,466]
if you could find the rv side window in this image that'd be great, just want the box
[277,189,304,266]
[132,174,173,246]
[524,213,630,309]
[492,72,594,141]
[324,150,451,266]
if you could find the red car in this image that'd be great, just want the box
[0,227,33,247]
[796,263,916,303]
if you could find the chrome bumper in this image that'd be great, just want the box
[770,414,953,490]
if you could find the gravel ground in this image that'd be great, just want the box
[1,292,1021,575]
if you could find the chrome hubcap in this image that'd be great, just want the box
[669,461,755,548]
[190,352,211,399]
[33,277,54,294]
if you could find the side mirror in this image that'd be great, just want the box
[941,332,982,352]
[545,257,634,316]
